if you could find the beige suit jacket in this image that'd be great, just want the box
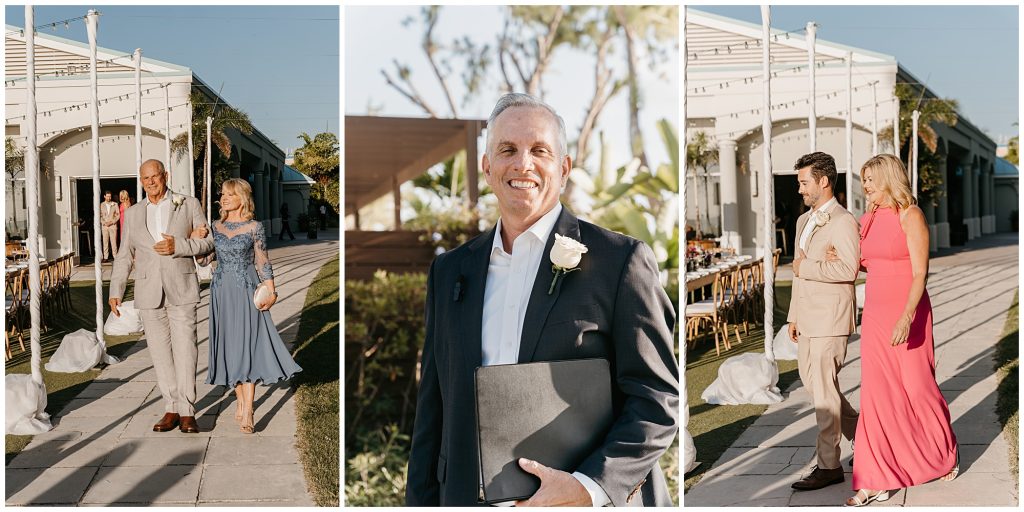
[100,201,120,226]
[787,201,860,337]
[109,193,214,310]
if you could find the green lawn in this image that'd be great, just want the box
[291,256,340,507]
[995,289,1018,482]
[684,281,798,492]
[5,280,142,464]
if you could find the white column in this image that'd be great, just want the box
[845,51,854,214]
[164,84,172,191]
[86,9,106,350]
[761,6,776,360]
[936,151,951,248]
[25,6,44,386]
[806,22,816,152]
[680,7,697,475]
[963,156,975,239]
[893,96,899,154]
[206,116,213,225]
[871,81,878,156]
[134,48,142,201]
[911,111,920,199]
[187,98,195,197]
[719,139,740,250]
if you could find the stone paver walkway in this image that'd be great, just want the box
[685,233,1019,507]
[6,230,339,506]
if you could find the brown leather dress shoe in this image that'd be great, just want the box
[791,465,844,491]
[179,416,200,433]
[153,412,180,432]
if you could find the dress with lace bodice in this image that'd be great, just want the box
[205,219,301,386]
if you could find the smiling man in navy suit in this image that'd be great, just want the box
[406,93,678,507]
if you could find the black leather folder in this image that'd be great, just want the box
[474,358,614,504]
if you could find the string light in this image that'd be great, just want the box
[715,98,893,140]
[8,101,190,141]
[687,56,844,96]
[5,84,167,123]
[687,25,808,62]
[5,51,136,84]
[4,14,91,37]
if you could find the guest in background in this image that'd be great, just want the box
[100,191,120,262]
[118,190,132,245]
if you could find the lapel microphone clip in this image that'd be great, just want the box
[453,275,465,302]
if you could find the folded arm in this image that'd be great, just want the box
[173,197,214,258]
[796,215,860,283]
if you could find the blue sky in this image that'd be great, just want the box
[692,5,1019,144]
[345,6,679,172]
[5,5,340,155]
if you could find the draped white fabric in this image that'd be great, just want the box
[44,329,118,373]
[701,353,783,405]
[772,324,800,361]
[104,300,144,336]
[5,374,51,435]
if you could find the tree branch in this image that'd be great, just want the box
[380,63,440,118]
[575,28,620,171]
[497,18,517,93]
[422,9,459,117]
[526,6,565,97]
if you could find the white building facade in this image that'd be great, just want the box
[685,10,999,256]
[5,26,305,262]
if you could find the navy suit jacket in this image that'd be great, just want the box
[406,207,679,506]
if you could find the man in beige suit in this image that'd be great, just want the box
[100,191,120,261]
[787,152,860,491]
[109,159,213,434]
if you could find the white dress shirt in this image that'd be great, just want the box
[799,196,837,251]
[480,203,610,507]
[146,193,173,243]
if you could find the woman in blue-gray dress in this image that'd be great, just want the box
[197,178,301,433]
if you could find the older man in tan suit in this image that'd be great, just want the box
[788,152,860,491]
[109,159,213,434]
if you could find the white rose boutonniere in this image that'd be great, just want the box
[548,234,588,295]
[171,193,185,213]
[812,210,830,227]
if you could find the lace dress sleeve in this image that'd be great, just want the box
[253,221,274,282]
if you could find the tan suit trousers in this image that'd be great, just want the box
[797,334,859,469]
[139,303,199,416]
[101,224,118,259]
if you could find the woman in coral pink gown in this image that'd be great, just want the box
[840,154,958,506]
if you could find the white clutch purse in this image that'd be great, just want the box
[253,283,273,308]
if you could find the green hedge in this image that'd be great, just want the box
[344,271,427,506]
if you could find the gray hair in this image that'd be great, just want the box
[486,93,568,159]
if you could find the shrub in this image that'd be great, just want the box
[345,271,427,505]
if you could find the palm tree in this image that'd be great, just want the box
[686,130,718,238]
[171,90,254,211]
[293,132,340,212]
[878,83,958,202]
